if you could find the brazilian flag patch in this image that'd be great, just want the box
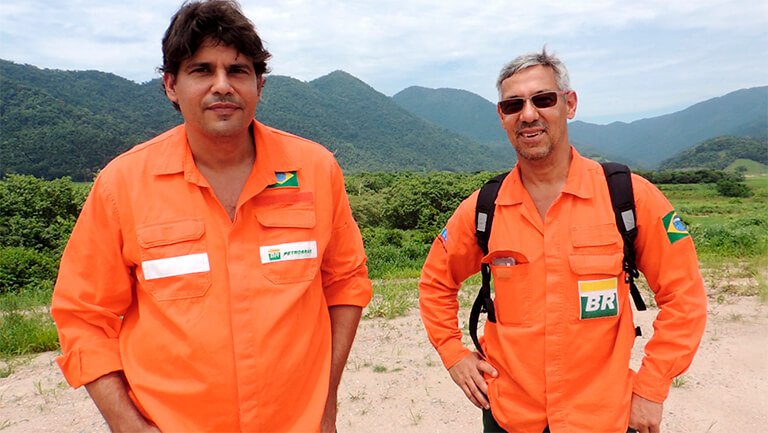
[268,171,299,188]
[662,210,689,244]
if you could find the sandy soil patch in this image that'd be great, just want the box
[1,295,766,432]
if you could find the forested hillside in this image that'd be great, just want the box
[568,87,768,168]
[3,58,765,178]
[393,82,768,169]
[259,71,513,172]
[659,136,768,170]
[0,60,512,180]
[392,86,508,147]
[0,60,180,180]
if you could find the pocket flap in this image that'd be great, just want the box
[481,249,529,265]
[257,207,316,228]
[571,223,618,247]
[137,220,205,248]
[569,252,623,275]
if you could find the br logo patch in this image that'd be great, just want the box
[662,210,690,244]
[579,278,619,320]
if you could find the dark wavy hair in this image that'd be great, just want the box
[160,0,271,109]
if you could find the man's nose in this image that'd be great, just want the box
[211,69,233,94]
[518,98,539,122]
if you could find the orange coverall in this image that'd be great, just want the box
[419,149,707,433]
[51,120,372,432]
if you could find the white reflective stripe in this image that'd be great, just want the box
[260,241,318,264]
[142,253,210,280]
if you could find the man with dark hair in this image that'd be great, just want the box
[419,48,707,433]
[51,1,372,431]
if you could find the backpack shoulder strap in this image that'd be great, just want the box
[470,171,509,356]
[475,171,510,254]
[601,162,648,316]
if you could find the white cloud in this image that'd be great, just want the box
[1,0,766,122]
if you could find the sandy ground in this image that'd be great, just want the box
[1,295,767,433]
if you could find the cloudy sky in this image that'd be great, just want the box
[1,0,766,124]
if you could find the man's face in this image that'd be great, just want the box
[163,40,262,140]
[497,65,577,162]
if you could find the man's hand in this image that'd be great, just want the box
[320,394,337,433]
[628,393,663,433]
[322,305,363,433]
[85,371,160,433]
[448,352,498,409]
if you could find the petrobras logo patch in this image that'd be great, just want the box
[578,277,619,320]
[260,241,317,264]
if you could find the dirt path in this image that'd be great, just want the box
[1,295,766,432]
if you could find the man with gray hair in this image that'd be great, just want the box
[419,48,706,433]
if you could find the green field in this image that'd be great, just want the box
[1,173,767,366]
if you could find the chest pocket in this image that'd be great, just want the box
[257,202,319,285]
[569,224,624,321]
[485,250,533,326]
[136,219,211,301]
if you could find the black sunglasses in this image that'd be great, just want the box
[498,91,569,115]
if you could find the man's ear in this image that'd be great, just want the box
[566,91,578,120]
[163,72,179,104]
[257,75,265,96]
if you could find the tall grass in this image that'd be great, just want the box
[666,176,768,259]
[0,283,58,358]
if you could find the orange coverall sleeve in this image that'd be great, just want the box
[51,175,133,388]
[320,159,373,308]
[631,175,708,402]
[419,191,484,370]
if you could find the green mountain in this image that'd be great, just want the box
[1,60,181,180]
[568,87,768,168]
[658,136,768,170]
[259,71,513,171]
[392,83,768,169]
[1,60,512,180]
[392,86,508,147]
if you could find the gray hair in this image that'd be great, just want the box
[496,47,571,97]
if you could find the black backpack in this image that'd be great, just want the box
[469,162,647,356]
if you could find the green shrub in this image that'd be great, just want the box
[362,228,432,278]
[691,220,768,257]
[716,178,753,198]
[0,174,83,252]
[348,193,387,229]
[0,247,58,294]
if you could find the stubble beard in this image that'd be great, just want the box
[514,140,552,162]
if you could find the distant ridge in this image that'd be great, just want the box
[1,58,765,179]
[659,136,768,170]
[568,86,768,168]
[392,86,508,147]
[1,60,512,180]
[393,84,768,169]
